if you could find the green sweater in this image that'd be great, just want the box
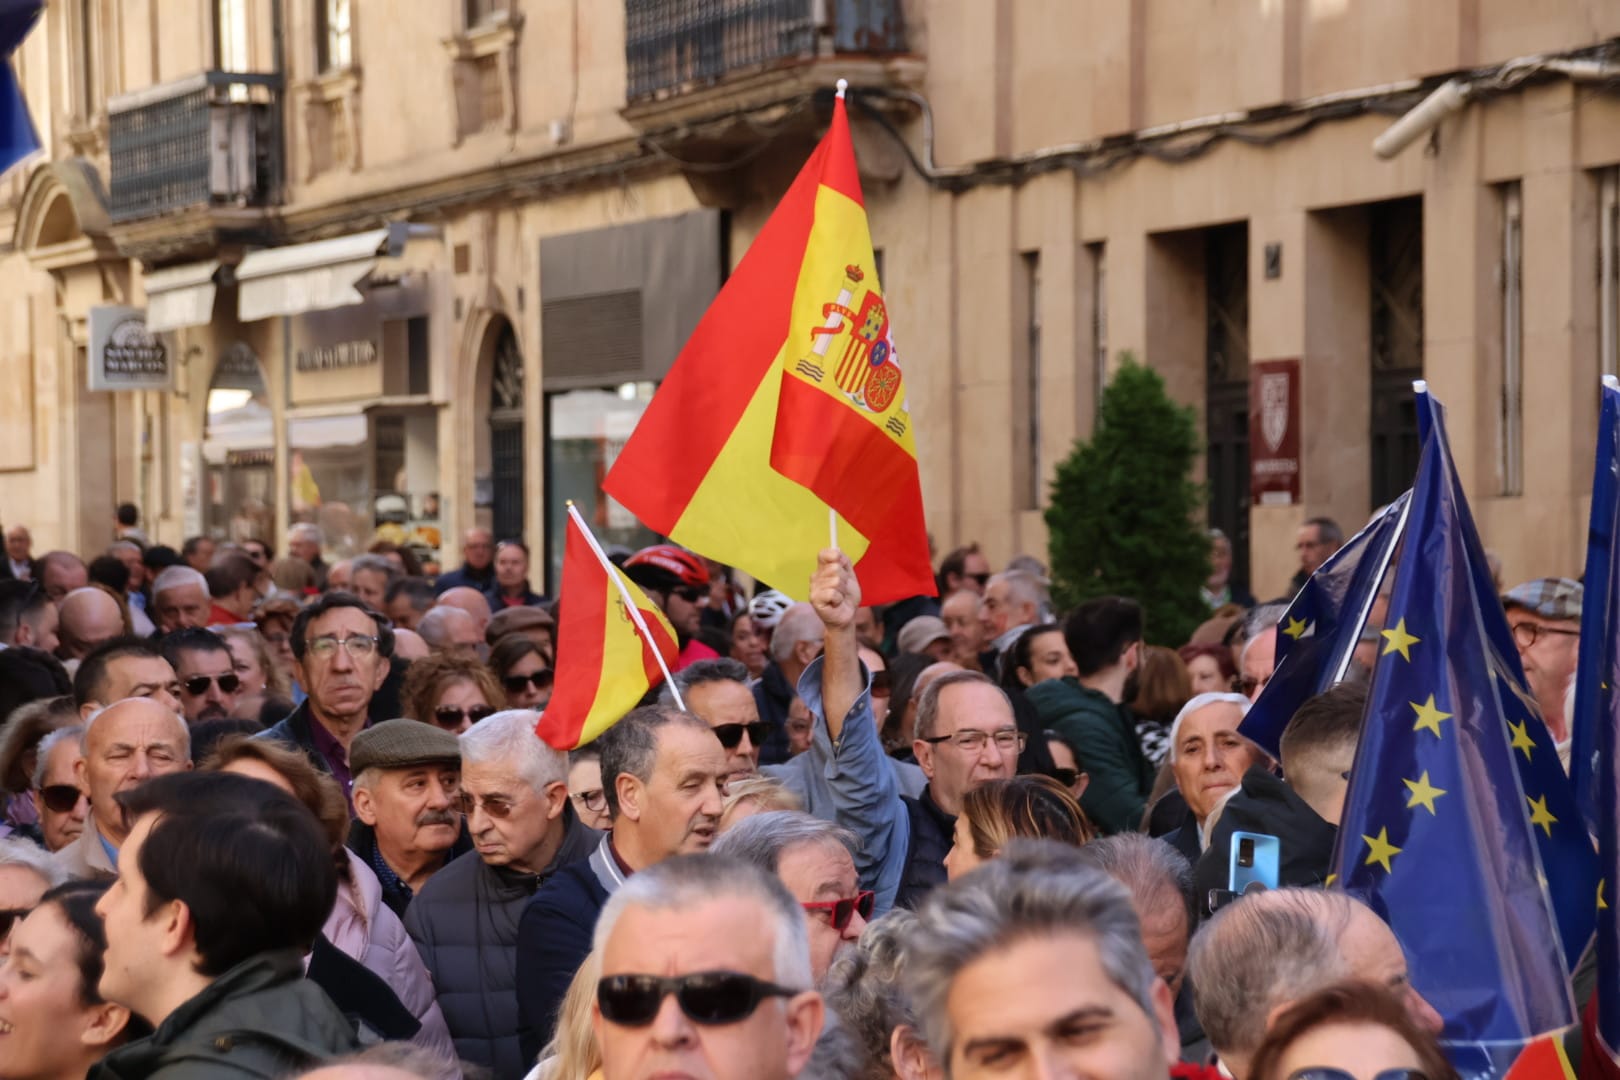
[1025,677,1155,835]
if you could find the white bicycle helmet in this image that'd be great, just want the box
[749,589,792,630]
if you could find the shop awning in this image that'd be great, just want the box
[144,260,220,332]
[236,223,439,322]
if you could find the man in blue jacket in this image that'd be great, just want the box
[513,704,727,1060]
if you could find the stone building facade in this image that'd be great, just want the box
[1,0,1618,600]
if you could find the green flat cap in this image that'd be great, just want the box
[350,718,461,775]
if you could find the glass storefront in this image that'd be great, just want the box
[288,410,442,565]
[545,383,659,591]
[202,344,276,544]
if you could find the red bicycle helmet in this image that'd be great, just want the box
[624,545,710,589]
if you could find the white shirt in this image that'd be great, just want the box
[8,558,29,580]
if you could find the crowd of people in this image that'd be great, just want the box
[0,503,1587,1079]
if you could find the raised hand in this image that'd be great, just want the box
[809,547,860,633]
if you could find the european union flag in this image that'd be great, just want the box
[0,0,42,177]
[1333,387,1585,1077]
[1239,490,1410,759]
[1573,377,1620,1065]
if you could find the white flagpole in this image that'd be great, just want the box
[829,508,839,550]
[565,501,685,711]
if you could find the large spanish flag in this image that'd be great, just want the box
[604,88,933,606]
[536,506,679,750]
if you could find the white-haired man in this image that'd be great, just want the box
[1162,692,1265,861]
[404,710,599,1078]
[753,602,825,766]
[591,854,825,1080]
[287,522,329,590]
[150,565,211,634]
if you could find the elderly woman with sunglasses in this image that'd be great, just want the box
[400,652,507,734]
[490,635,554,712]
[1248,982,1458,1080]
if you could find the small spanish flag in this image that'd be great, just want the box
[535,505,679,751]
[604,83,933,605]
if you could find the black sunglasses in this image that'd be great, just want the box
[1288,1071,1430,1080]
[434,704,497,728]
[711,721,770,751]
[182,673,241,696]
[967,571,990,587]
[39,784,85,814]
[1050,767,1080,788]
[502,670,554,695]
[802,890,875,931]
[674,586,708,603]
[597,970,799,1027]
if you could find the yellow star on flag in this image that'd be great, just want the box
[1380,618,1420,661]
[1282,615,1310,640]
[1409,695,1452,739]
[1527,794,1558,838]
[1363,827,1402,874]
[1403,771,1447,816]
[1508,719,1535,761]
[1600,879,1610,913]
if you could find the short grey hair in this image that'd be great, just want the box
[660,656,750,708]
[987,569,1046,611]
[1073,833,1194,937]
[710,810,858,872]
[823,910,926,1074]
[770,602,825,665]
[458,709,565,794]
[913,669,1007,741]
[0,835,67,888]
[32,725,84,790]
[108,540,142,558]
[1186,887,1357,1059]
[349,554,400,588]
[595,705,714,819]
[906,839,1161,1062]
[1166,692,1252,763]
[288,522,322,544]
[150,565,207,599]
[593,853,813,989]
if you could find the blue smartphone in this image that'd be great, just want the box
[1228,831,1281,896]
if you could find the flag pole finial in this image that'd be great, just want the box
[836,78,848,99]
[1412,379,1429,395]
[1604,374,1620,391]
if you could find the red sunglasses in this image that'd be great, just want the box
[802,890,875,931]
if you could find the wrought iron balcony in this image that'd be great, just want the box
[625,0,906,102]
[107,71,283,223]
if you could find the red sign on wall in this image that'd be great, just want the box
[1250,358,1301,506]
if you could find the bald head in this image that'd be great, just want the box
[418,606,482,657]
[392,627,430,661]
[79,697,192,842]
[437,587,492,634]
[57,587,126,660]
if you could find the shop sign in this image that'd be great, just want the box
[88,306,172,391]
[1249,358,1301,506]
[226,447,276,468]
[297,339,378,372]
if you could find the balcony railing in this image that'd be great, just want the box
[625,0,906,102]
[108,71,283,223]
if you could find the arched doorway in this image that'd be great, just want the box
[488,320,526,542]
[202,343,276,542]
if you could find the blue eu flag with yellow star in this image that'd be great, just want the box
[1239,490,1410,759]
[1333,388,1590,1076]
[0,0,43,177]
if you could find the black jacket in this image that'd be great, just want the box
[752,661,796,766]
[515,837,619,1062]
[1194,765,1337,920]
[404,809,598,1079]
[87,950,357,1079]
[896,786,954,910]
[255,701,332,776]
[346,818,474,919]
[434,562,495,595]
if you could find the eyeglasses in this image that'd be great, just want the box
[674,586,708,604]
[434,704,497,729]
[503,670,555,695]
[1238,674,1269,697]
[597,970,800,1027]
[261,631,290,646]
[306,634,380,660]
[802,890,874,931]
[455,791,516,818]
[1287,1070,1430,1080]
[572,788,606,814]
[39,784,86,814]
[1050,767,1080,789]
[967,572,990,587]
[712,721,769,751]
[1510,622,1579,649]
[921,729,1027,754]
[182,672,241,696]
[870,671,891,699]
[0,906,32,940]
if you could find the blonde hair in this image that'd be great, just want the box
[219,626,291,700]
[718,774,803,832]
[960,775,1094,858]
[536,947,602,1080]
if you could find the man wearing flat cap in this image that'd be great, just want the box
[1503,577,1582,770]
[486,604,555,658]
[347,718,473,916]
